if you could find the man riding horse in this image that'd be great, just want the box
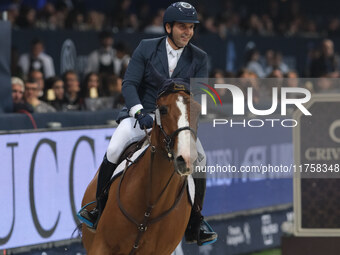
[79,2,217,246]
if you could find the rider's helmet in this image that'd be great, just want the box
[163,2,199,48]
[163,2,199,31]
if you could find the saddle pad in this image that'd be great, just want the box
[111,146,195,205]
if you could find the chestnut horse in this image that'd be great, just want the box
[81,86,201,254]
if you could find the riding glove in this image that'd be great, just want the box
[135,109,153,129]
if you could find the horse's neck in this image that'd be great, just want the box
[141,133,184,206]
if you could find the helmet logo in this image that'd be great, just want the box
[179,2,192,8]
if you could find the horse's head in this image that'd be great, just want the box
[154,83,200,176]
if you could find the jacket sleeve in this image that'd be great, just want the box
[122,40,147,111]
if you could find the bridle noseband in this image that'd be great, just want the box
[155,104,197,160]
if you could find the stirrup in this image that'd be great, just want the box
[77,201,97,228]
[199,220,218,246]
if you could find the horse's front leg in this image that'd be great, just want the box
[88,236,115,255]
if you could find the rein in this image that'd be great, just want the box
[117,107,196,255]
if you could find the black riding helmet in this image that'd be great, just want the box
[163,2,200,48]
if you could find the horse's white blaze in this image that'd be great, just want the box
[176,96,197,172]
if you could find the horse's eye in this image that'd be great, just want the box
[159,106,168,115]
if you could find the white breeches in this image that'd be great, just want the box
[106,117,206,167]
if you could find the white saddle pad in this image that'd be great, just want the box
[111,145,195,205]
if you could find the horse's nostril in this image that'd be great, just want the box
[176,156,185,164]
[175,155,190,175]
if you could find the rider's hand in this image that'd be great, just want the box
[135,109,153,129]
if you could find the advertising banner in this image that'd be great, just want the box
[1,123,294,249]
[0,128,114,249]
[200,121,293,216]
[9,208,293,255]
[294,95,340,236]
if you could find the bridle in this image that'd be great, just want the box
[154,104,197,160]
[117,92,197,255]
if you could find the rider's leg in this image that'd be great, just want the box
[80,117,150,227]
[185,139,217,245]
[97,117,148,212]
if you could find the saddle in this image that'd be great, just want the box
[117,134,149,166]
[101,134,150,195]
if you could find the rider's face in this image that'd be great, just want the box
[167,22,194,49]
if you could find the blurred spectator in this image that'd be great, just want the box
[11,47,23,78]
[264,51,289,76]
[286,71,298,79]
[111,0,138,32]
[246,14,265,36]
[301,19,318,37]
[3,0,340,39]
[81,72,108,111]
[86,10,105,31]
[11,77,24,104]
[63,70,82,111]
[7,3,20,27]
[16,5,36,28]
[202,16,218,34]
[65,9,89,31]
[45,76,68,111]
[314,77,336,93]
[53,1,70,29]
[285,18,301,37]
[267,69,283,78]
[18,38,55,79]
[236,68,251,78]
[28,70,45,98]
[310,39,339,78]
[327,18,340,37]
[81,72,103,97]
[86,31,120,76]
[285,70,299,88]
[11,76,34,113]
[216,0,240,38]
[262,49,275,72]
[34,2,61,30]
[144,9,165,34]
[245,49,266,78]
[101,74,124,108]
[210,69,234,103]
[24,78,56,113]
[210,69,226,79]
[261,14,275,36]
[114,42,130,77]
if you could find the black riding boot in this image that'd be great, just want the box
[80,154,117,228]
[185,177,218,246]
